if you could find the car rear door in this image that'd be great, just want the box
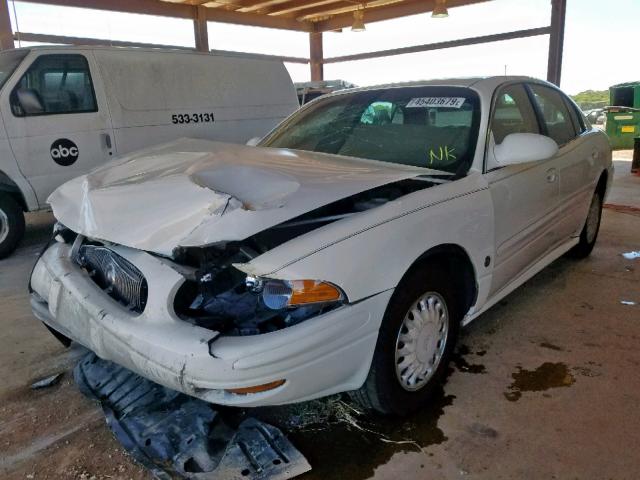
[485,83,561,297]
[1,50,114,206]
[527,83,595,240]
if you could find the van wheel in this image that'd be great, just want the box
[0,193,25,259]
[351,267,460,416]
[568,189,603,259]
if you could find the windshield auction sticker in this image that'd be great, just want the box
[406,97,466,108]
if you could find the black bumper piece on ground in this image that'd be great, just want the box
[74,352,311,480]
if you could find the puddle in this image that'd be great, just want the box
[504,362,575,402]
[452,345,487,374]
[256,384,455,480]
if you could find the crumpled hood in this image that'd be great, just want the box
[49,138,439,256]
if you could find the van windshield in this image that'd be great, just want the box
[0,50,29,90]
[262,86,481,175]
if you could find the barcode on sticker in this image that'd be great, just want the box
[406,97,466,109]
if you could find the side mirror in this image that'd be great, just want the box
[494,133,558,166]
[246,137,261,147]
[15,88,44,115]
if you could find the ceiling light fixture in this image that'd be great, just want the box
[432,0,449,18]
[351,8,366,32]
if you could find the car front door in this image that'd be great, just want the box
[1,51,114,206]
[527,83,594,240]
[485,83,561,297]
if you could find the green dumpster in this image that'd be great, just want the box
[605,81,640,149]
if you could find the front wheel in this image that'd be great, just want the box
[0,193,25,259]
[567,189,603,259]
[351,267,460,415]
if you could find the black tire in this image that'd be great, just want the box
[351,265,460,416]
[0,193,25,259]
[567,188,603,259]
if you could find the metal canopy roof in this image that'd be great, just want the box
[10,0,490,32]
[157,0,489,31]
[0,0,567,85]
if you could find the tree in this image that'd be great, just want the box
[571,90,609,110]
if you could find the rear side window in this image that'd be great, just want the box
[528,84,576,146]
[564,97,587,134]
[11,54,97,117]
[491,84,539,144]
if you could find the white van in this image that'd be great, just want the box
[0,46,299,257]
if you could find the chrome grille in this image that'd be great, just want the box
[77,245,148,314]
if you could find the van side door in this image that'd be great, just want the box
[1,51,114,206]
[484,83,561,297]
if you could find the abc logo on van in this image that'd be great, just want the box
[50,139,79,166]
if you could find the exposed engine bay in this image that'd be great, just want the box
[171,177,441,336]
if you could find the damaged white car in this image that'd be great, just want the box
[30,77,612,415]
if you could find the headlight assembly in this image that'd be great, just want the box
[247,277,345,310]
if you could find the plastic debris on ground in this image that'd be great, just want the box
[73,352,311,480]
[620,300,637,306]
[622,251,640,260]
[30,372,63,389]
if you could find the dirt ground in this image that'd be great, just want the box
[1,153,638,479]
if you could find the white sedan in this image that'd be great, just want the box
[30,76,612,415]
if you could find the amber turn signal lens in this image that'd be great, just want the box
[289,280,343,305]
[225,379,286,395]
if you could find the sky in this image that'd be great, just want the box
[7,0,639,95]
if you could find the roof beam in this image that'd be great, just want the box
[14,31,194,49]
[19,0,194,18]
[315,0,489,31]
[292,1,369,20]
[13,31,310,63]
[262,0,346,16]
[236,0,297,13]
[323,26,552,63]
[18,0,312,30]
[202,6,311,29]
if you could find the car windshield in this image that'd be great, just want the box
[0,49,28,90]
[262,86,481,174]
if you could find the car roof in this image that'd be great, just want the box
[326,76,556,97]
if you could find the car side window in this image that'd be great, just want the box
[11,54,97,117]
[491,84,539,144]
[528,84,577,146]
[564,96,588,134]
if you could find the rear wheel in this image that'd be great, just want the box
[0,193,25,259]
[351,267,460,415]
[568,189,603,259]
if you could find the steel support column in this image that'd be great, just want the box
[0,0,14,50]
[547,0,566,86]
[309,32,323,81]
[194,6,209,52]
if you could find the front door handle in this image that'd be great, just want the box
[102,133,112,155]
[546,168,558,183]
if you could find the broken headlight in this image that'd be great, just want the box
[247,277,345,310]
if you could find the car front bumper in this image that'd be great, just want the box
[29,242,392,406]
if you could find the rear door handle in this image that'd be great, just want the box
[546,168,558,183]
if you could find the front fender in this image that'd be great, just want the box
[238,173,495,303]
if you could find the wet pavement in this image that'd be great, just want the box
[1,152,639,479]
